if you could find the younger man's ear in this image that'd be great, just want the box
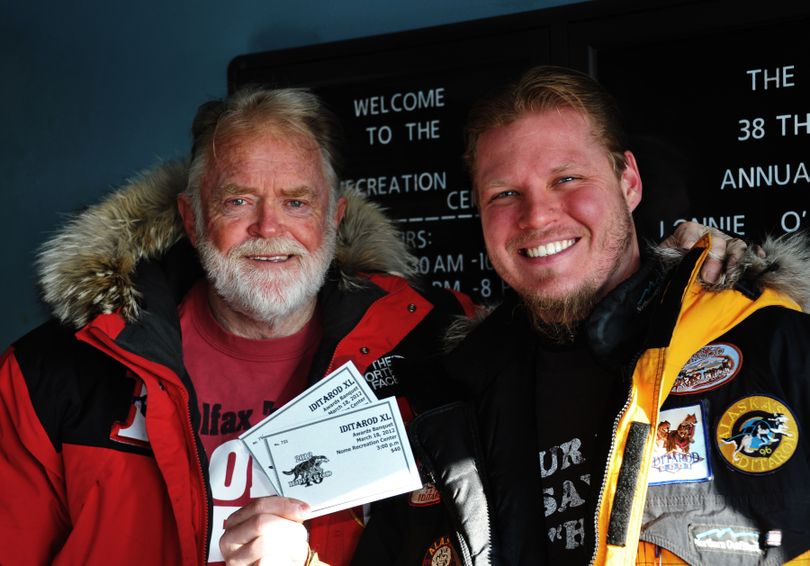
[620,150,643,212]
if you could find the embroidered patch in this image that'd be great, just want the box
[422,535,461,566]
[716,396,799,474]
[690,524,762,555]
[671,343,742,395]
[364,354,404,391]
[649,403,712,485]
[110,376,150,447]
[409,482,441,507]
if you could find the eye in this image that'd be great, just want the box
[226,197,248,207]
[490,189,519,202]
[287,199,307,209]
[555,176,578,185]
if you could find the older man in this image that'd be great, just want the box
[356,67,810,565]
[0,87,475,566]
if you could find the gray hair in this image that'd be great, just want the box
[184,87,342,224]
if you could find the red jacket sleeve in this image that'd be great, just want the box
[0,347,70,565]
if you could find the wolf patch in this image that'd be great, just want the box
[422,535,461,566]
[716,396,799,474]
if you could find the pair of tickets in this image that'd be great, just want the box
[239,362,423,518]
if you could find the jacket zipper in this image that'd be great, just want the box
[182,385,209,564]
[588,355,640,566]
[79,328,210,564]
[421,456,476,566]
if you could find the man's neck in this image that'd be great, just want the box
[206,289,317,340]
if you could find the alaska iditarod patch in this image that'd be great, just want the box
[409,481,441,507]
[671,343,742,395]
[649,403,712,485]
[716,396,799,474]
[422,535,461,566]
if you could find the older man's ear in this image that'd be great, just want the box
[177,193,199,248]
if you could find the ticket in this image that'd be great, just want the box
[262,397,422,517]
[240,361,377,489]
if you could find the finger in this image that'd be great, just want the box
[754,244,767,259]
[700,255,723,284]
[225,496,310,530]
[224,536,309,566]
[705,229,729,259]
[698,231,728,284]
[724,238,748,271]
[669,221,706,249]
[256,522,309,566]
[658,234,678,250]
[221,517,309,566]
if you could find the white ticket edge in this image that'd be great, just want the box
[262,397,422,518]
[239,361,376,490]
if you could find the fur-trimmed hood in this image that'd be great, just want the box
[653,232,810,312]
[37,161,416,328]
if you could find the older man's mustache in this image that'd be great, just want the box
[228,237,309,259]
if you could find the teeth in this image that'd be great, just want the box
[250,255,290,263]
[524,239,575,258]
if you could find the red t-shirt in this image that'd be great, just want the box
[179,281,321,563]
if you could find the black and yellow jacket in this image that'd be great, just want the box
[357,234,810,566]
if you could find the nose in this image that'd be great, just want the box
[517,188,557,230]
[248,200,284,239]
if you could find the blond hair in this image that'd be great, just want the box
[464,66,628,183]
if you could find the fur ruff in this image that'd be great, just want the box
[37,161,416,328]
[650,232,810,312]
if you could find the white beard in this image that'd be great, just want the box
[197,224,337,325]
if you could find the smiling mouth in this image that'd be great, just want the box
[520,239,576,258]
[247,254,293,263]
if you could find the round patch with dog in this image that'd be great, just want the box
[422,536,461,566]
[715,396,799,474]
[671,343,742,395]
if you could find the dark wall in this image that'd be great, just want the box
[0,0,583,347]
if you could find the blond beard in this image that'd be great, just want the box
[197,225,336,325]
[519,207,635,343]
[523,283,599,343]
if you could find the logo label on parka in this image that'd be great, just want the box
[649,404,712,485]
[364,354,404,391]
[422,535,461,566]
[716,396,799,474]
[410,481,441,507]
[110,376,150,447]
[283,452,332,487]
[690,525,762,556]
[672,343,742,395]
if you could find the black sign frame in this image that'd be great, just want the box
[228,0,810,304]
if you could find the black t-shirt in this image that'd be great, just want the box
[535,336,621,565]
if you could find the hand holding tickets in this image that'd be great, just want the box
[239,362,422,517]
